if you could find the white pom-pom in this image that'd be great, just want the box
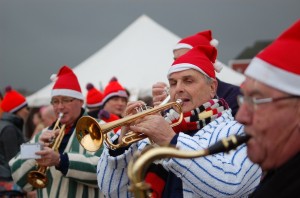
[50,74,58,82]
[214,61,223,73]
[210,39,219,47]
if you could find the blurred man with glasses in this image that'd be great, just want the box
[9,65,105,197]
[236,20,300,197]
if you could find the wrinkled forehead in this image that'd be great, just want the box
[51,95,73,100]
[241,76,286,96]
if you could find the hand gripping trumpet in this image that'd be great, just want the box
[127,134,251,198]
[27,113,65,189]
[75,99,183,151]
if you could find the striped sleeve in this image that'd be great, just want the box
[97,133,149,197]
[63,125,104,188]
[163,117,262,197]
[9,131,42,191]
[66,152,100,187]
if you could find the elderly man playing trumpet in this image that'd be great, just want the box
[97,45,262,197]
[9,66,105,198]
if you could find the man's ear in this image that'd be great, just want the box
[210,79,218,98]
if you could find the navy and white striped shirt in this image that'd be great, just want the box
[97,109,262,198]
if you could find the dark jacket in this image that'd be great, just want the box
[250,152,300,198]
[0,112,25,180]
[216,79,241,117]
[87,109,100,119]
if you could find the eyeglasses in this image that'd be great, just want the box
[237,94,300,107]
[51,98,75,106]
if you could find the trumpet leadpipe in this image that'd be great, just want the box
[159,95,170,106]
[53,112,63,130]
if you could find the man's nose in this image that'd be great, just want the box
[235,104,252,125]
[174,82,185,93]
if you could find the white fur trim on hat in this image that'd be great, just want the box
[173,43,193,51]
[245,57,300,95]
[51,89,84,100]
[9,101,27,113]
[167,63,210,78]
[100,90,128,106]
[86,101,102,108]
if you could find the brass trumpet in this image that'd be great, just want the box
[127,134,250,198]
[76,99,183,151]
[27,113,65,189]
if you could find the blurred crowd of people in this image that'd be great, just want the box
[0,19,299,197]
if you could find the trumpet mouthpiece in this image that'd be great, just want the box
[176,99,183,105]
[58,113,64,119]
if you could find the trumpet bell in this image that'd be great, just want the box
[27,170,48,189]
[76,116,103,152]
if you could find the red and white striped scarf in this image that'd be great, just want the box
[165,98,229,133]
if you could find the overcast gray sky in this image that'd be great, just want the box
[1,0,299,95]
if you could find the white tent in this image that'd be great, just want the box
[27,15,245,107]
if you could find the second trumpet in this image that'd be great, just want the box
[27,112,65,189]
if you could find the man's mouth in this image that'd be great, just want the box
[177,98,190,103]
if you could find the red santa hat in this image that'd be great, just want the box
[173,30,219,51]
[101,77,128,106]
[50,65,84,100]
[168,45,218,79]
[1,86,28,113]
[173,30,222,72]
[245,19,300,96]
[85,83,103,108]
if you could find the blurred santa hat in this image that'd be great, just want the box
[173,30,219,51]
[173,30,222,72]
[50,65,84,100]
[1,86,28,113]
[245,19,300,95]
[85,83,103,108]
[168,45,218,79]
[101,77,128,106]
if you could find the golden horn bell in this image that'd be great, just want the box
[27,113,65,189]
[76,99,183,151]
